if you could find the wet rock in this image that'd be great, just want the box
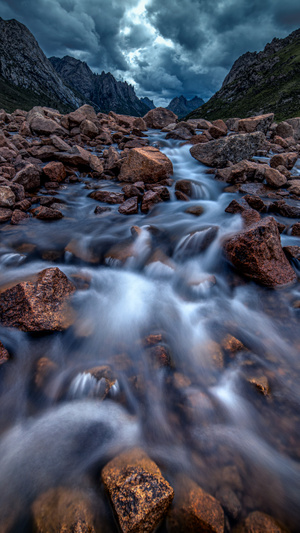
[291,222,300,236]
[248,374,270,396]
[225,199,261,226]
[216,159,266,184]
[15,199,32,211]
[10,209,30,225]
[243,194,267,213]
[0,340,10,365]
[102,447,174,533]
[147,184,170,201]
[270,200,300,218]
[167,476,224,533]
[0,208,12,223]
[119,146,173,184]
[264,167,287,188]
[175,191,189,201]
[283,245,300,261]
[221,334,245,356]
[237,113,274,134]
[119,197,139,215]
[224,217,297,287]
[122,182,144,200]
[175,180,192,197]
[141,190,162,213]
[270,152,298,170]
[13,163,41,191]
[89,190,124,204]
[0,186,15,208]
[0,267,76,332]
[190,132,265,168]
[215,486,241,520]
[144,107,177,129]
[103,146,121,174]
[32,206,63,220]
[32,486,96,533]
[42,161,66,183]
[80,118,98,138]
[94,205,111,215]
[166,125,193,140]
[241,511,285,532]
[185,205,204,216]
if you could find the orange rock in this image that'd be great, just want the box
[242,510,285,532]
[43,161,66,182]
[0,341,9,365]
[167,476,224,533]
[119,146,173,184]
[102,448,174,533]
[238,113,274,134]
[143,107,177,129]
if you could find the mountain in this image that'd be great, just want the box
[141,97,156,110]
[187,28,300,122]
[167,95,204,118]
[0,17,82,112]
[50,56,149,117]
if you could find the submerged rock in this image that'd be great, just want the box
[224,217,297,287]
[102,447,174,533]
[241,510,285,532]
[0,267,76,332]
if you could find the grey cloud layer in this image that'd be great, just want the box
[0,0,299,105]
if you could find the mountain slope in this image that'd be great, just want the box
[167,95,204,118]
[187,28,300,122]
[141,97,156,110]
[0,18,81,112]
[50,56,149,117]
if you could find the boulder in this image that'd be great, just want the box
[238,113,274,134]
[141,190,162,213]
[32,206,63,220]
[102,448,174,533]
[270,200,300,218]
[27,107,65,136]
[80,119,98,138]
[225,199,261,226]
[118,196,139,215]
[0,186,15,208]
[291,222,300,236]
[264,167,287,188]
[10,209,30,225]
[55,145,103,173]
[42,161,66,182]
[287,180,300,196]
[190,132,265,168]
[175,180,193,197]
[275,121,294,139]
[119,146,173,183]
[167,476,224,533]
[133,117,147,131]
[224,217,297,287]
[270,152,298,170]
[286,117,300,141]
[62,104,97,128]
[13,164,41,191]
[0,208,12,223]
[0,267,76,332]
[144,107,177,129]
[89,191,124,204]
[32,487,96,533]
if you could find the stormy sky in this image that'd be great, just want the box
[1,0,300,106]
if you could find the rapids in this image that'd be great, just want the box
[0,130,299,531]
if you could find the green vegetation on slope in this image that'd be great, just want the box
[0,76,74,114]
[186,31,300,122]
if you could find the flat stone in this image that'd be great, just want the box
[32,206,63,220]
[89,190,124,204]
[119,146,173,184]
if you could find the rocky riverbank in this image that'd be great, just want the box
[0,104,299,532]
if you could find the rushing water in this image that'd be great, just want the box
[0,131,299,531]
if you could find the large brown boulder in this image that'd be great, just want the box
[0,267,76,332]
[42,161,66,182]
[224,217,297,287]
[190,132,265,168]
[119,146,173,183]
[13,163,41,191]
[238,113,274,134]
[241,511,285,532]
[32,487,96,533]
[144,107,177,129]
[167,476,224,533]
[27,107,65,136]
[61,104,97,129]
[102,448,174,533]
[270,152,298,170]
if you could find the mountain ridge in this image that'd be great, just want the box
[167,95,204,118]
[186,27,300,122]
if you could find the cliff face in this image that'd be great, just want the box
[50,56,150,117]
[167,95,204,118]
[187,28,300,122]
[0,18,82,112]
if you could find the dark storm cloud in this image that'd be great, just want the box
[0,0,299,105]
